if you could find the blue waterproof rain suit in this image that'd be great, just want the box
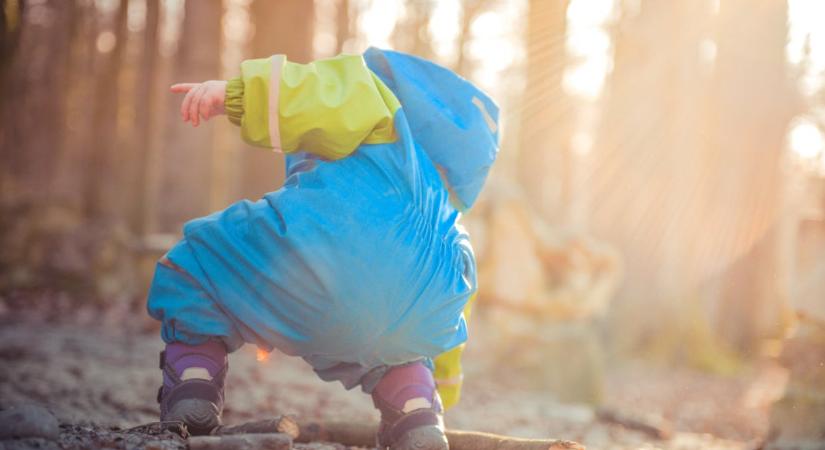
[147,47,500,399]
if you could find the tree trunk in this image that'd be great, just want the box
[517,0,570,221]
[84,0,129,219]
[334,0,351,54]
[235,0,315,202]
[390,0,435,60]
[51,1,97,211]
[132,0,161,234]
[157,0,223,232]
[0,0,73,205]
[711,0,799,352]
[592,0,717,354]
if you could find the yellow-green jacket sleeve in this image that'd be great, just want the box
[433,293,476,410]
[224,54,401,160]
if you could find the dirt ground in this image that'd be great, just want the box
[0,305,785,450]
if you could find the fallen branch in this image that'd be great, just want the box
[225,417,584,450]
[132,416,585,449]
[445,429,585,450]
[595,407,673,440]
[214,415,300,440]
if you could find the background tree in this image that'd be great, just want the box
[236,0,315,202]
[517,0,571,221]
[711,0,800,352]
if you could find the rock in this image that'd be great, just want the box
[293,443,347,450]
[0,405,60,441]
[188,433,293,450]
[0,438,61,450]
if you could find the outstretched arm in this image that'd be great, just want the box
[171,54,402,161]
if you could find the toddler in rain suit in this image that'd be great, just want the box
[149,47,499,450]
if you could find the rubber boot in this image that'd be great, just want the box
[157,341,228,435]
[372,362,449,450]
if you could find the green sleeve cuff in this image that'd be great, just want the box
[225,77,244,126]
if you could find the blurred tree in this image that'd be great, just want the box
[454,0,495,77]
[235,0,315,202]
[0,0,73,204]
[53,1,97,211]
[157,0,222,232]
[711,0,799,352]
[132,0,161,234]
[517,0,571,221]
[335,0,351,54]
[85,0,128,219]
[0,0,22,72]
[592,0,716,357]
[390,0,435,60]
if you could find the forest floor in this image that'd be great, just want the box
[0,303,785,450]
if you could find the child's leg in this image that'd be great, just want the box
[371,362,448,450]
[158,340,228,435]
[372,362,439,413]
[147,245,241,434]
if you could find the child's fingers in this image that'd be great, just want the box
[180,86,198,122]
[199,92,213,122]
[189,84,208,126]
[170,83,198,94]
[198,89,212,121]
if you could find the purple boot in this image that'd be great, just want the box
[157,341,228,435]
[372,362,449,450]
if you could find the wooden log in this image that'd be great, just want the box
[189,432,292,450]
[595,408,673,440]
[294,419,584,450]
[446,429,585,450]
[215,416,300,440]
[130,416,584,449]
[294,419,375,447]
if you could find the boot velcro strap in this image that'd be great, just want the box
[386,409,441,446]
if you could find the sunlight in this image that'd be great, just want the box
[787,0,825,96]
[467,2,525,97]
[256,347,271,363]
[789,117,825,160]
[564,0,616,100]
[357,0,403,49]
[158,0,184,57]
[429,0,461,64]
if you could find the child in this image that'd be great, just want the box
[149,47,499,450]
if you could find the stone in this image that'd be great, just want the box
[188,433,292,450]
[0,438,61,450]
[0,404,60,441]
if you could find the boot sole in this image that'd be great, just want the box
[390,425,449,450]
[164,398,221,435]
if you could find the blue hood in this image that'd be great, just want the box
[364,47,500,210]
